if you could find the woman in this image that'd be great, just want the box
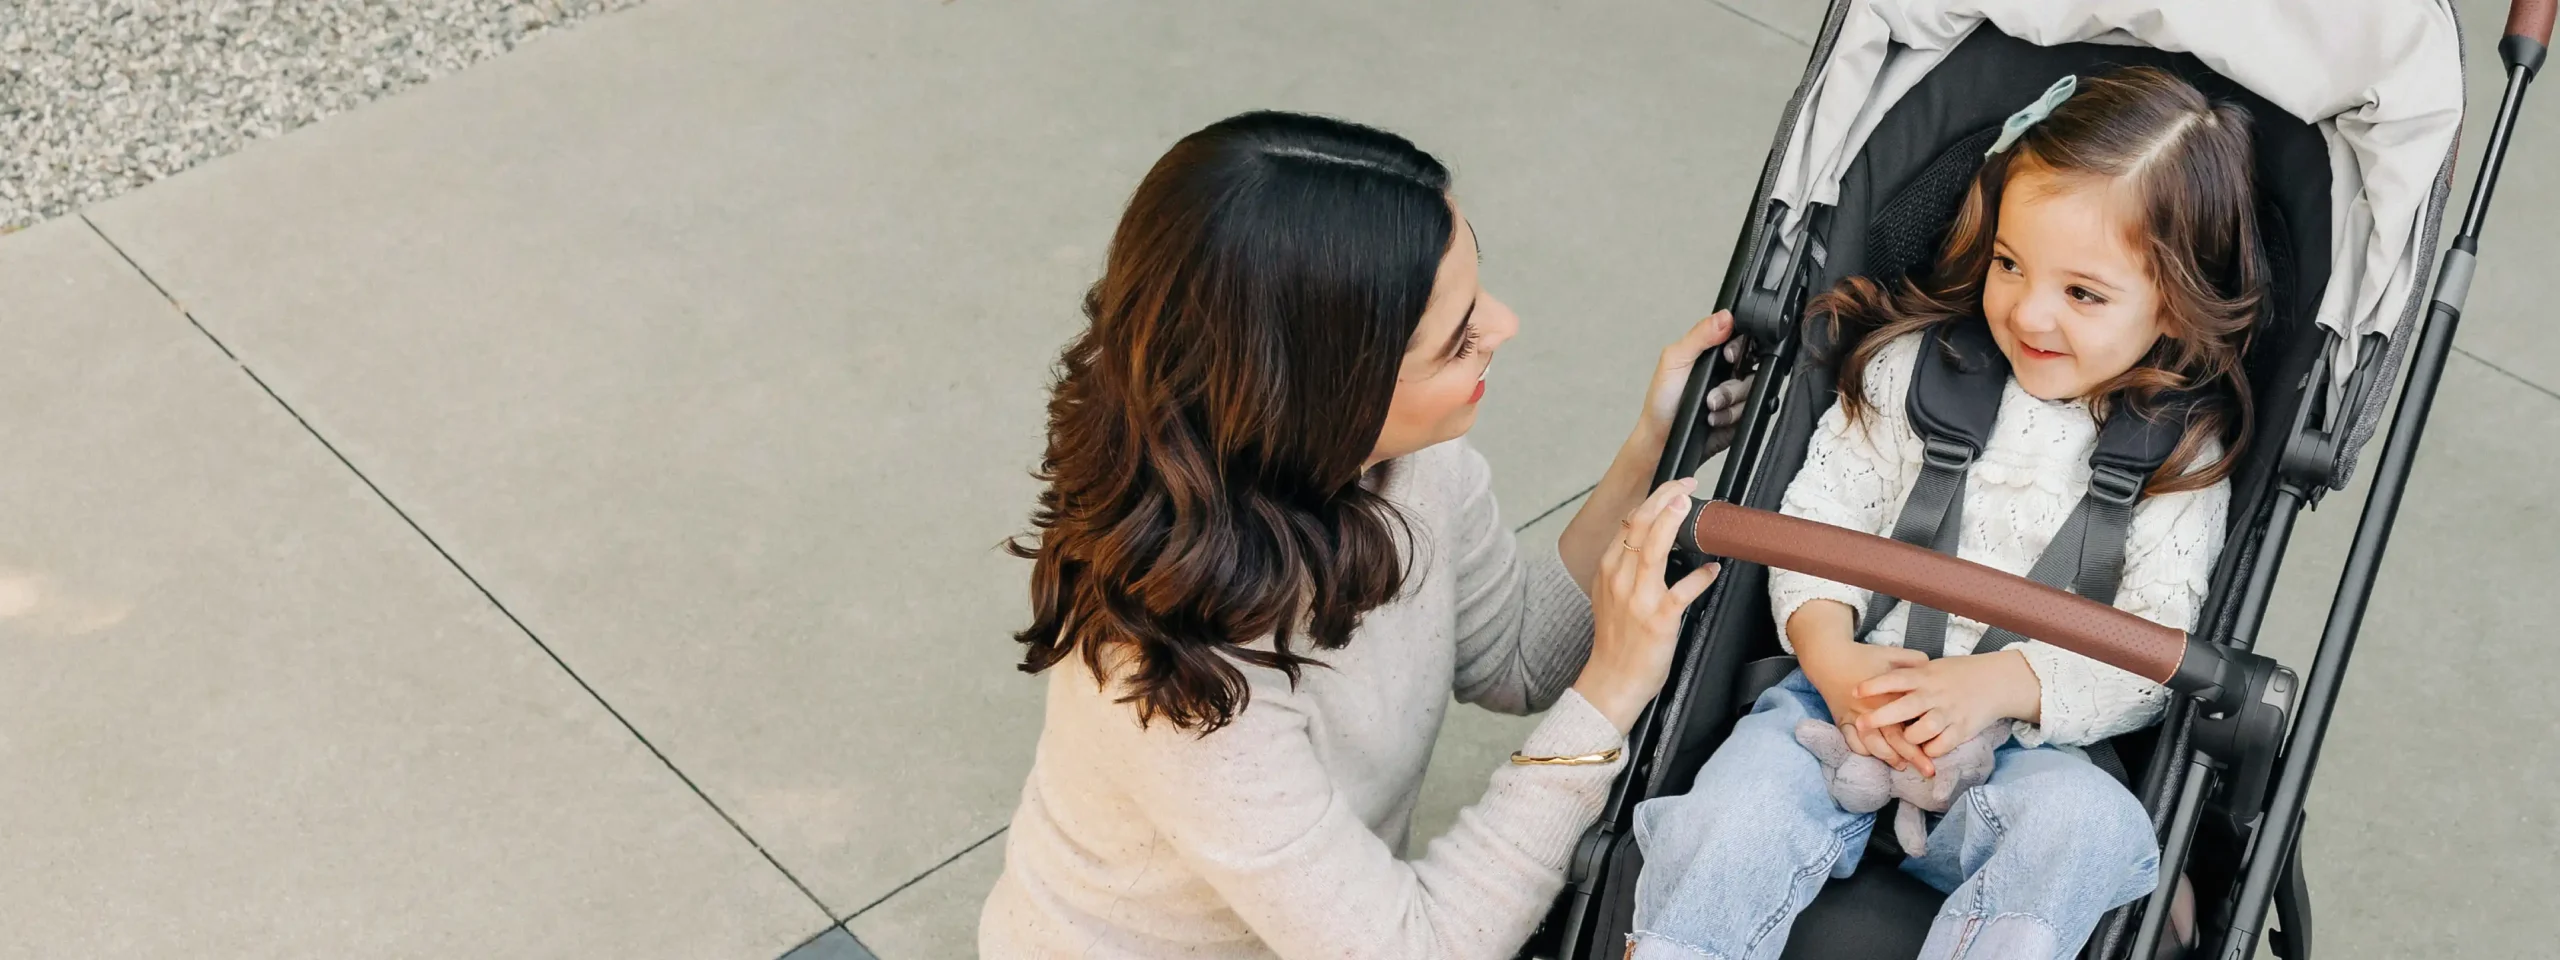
[980,110,1747,959]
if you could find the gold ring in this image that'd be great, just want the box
[1619,538,1641,551]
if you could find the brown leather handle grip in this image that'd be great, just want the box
[2515,0,2555,45]
[1687,500,2187,684]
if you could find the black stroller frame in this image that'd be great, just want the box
[1538,2,2554,959]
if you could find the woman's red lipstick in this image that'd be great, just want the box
[1469,379,1486,403]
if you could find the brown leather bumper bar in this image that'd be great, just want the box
[1683,499,2189,685]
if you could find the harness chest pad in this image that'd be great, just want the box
[1905,318,2010,457]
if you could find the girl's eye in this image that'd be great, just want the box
[2068,286,2108,305]
[1453,324,1484,361]
[1992,255,2019,273]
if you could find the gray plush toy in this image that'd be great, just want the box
[1793,718,2012,856]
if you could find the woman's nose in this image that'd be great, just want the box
[1480,293,1522,346]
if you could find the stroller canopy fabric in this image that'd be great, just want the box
[1769,0,2465,385]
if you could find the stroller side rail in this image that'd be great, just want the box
[2205,8,2549,959]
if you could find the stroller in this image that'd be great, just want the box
[1532,1,2552,958]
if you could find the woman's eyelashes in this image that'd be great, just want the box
[1992,254,2021,274]
[1453,322,1484,361]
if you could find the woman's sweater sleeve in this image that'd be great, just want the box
[1769,335,1924,651]
[1112,671,1626,960]
[1441,440,1599,715]
[2013,477,2230,747]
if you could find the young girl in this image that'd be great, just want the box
[1627,67,2264,960]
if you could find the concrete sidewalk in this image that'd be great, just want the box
[3,1,2555,958]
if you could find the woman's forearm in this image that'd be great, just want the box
[1560,423,1671,595]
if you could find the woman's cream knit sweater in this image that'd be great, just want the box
[980,438,1620,959]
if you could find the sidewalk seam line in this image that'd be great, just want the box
[1515,482,1600,533]
[1708,0,1811,46]
[846,827,1007,922]
[78,213,841,923]
[81,214,242,362]
[2452,345,2560,405]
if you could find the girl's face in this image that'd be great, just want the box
[1370,207,1518,467]
[1981,169,2168,401]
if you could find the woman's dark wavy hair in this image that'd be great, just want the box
[1008,111,1454,733]
[1817,66,2266,495]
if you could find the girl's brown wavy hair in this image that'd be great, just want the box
[1008,111,1454,733]
[1818,66,2266,495]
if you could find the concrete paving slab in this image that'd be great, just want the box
[846,833,1008,960]
[0,218,820,958]
[2244,353,2560,958]
[81,0,1813,912]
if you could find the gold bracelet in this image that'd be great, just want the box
[1509,746,1623,766]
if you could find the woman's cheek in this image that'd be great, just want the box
[1437,376,1483,430]
[1436,377,1473,416]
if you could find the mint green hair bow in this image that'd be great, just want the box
[1985,75,2079,157]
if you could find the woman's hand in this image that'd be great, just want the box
[1853,649,2043,758]
[1639,310,1754,451]
[1561,312,1752,596]
[1572,478,1721,734]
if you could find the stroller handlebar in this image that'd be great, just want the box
[2512,0,2554,47]
[1679,499,2195,687]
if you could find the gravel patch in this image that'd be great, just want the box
[1,0,645,230]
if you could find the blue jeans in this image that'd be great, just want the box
[1628,671,2159,960]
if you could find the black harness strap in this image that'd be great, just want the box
[1975,402,2182,653]
[1859,436,1974,655]
[1861,320,2005,657]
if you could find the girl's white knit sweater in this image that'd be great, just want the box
[1770,332,2230,747]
